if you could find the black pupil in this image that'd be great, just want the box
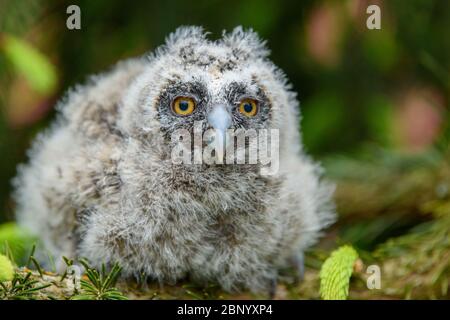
[244,103,253,113]
[179,100,189,111]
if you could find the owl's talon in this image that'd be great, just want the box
[268,277,277,299]
[291,252,305,284]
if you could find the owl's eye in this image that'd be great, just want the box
[172,96,196,116]
[238,99,258,117]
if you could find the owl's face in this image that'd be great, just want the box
[120,26,300,164]
[155,70,272,139]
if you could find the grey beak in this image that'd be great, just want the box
[207,104,231,160]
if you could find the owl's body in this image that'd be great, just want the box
[14,27,335,292]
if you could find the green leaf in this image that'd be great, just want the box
[0,222,36,264]
[0,254,14,282]
[71,260,127,300]
[319,245,359,300]
[1,34,57,95]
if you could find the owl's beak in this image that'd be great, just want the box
[207,104,231,161]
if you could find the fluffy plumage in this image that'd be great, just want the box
[13,26,335,293]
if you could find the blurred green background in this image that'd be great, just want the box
[0,0,448,224]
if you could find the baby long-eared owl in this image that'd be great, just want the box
[14,26,335,293]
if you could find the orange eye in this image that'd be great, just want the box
[238,99,258,117]
[172,96,196,116]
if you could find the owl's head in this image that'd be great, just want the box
[120,26,301,165]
